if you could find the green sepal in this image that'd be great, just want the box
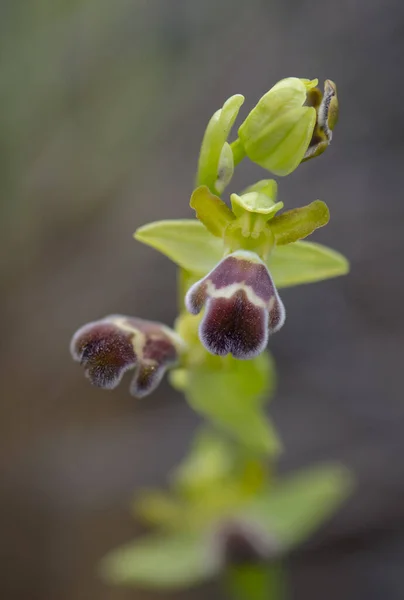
[100,533,215,590]
[190,185,235,237]
[268,240,349,288]
[243,464,353,549]
[134,219,222,274]
[196,94,245,194]
[184,353,280,456]
[269,200,330,245]
[240,107,316,176]
[238,78,317,176]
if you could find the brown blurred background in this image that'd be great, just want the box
[1,0,404,598]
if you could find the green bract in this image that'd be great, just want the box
[185,353,280,455]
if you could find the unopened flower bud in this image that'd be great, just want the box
[237,77,338,176]
[237,77,318,176]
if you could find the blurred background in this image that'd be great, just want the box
[1,0,404,598]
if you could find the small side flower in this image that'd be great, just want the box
[70,315,185,397]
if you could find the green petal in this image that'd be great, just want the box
[134,220,222,274]
[268,240,349,288]
[184,354,280,456]
[100,533,215,590]
[269,200,330,245]
[197,94,244,194]
[245,464,353,548]
[231,192,284,218]
[190,186,235,237]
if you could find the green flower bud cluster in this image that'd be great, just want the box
[69,75,351,595]
[196,77,339,192]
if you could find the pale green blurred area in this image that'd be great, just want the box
[2,1,404,599]
[0,0,239,278]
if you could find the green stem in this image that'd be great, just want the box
[230,138,247,167]
[224,564,286,600]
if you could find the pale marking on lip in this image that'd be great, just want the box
[204,280,270,309]
[109,316,185,360]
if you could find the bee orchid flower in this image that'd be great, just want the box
[70,315,185,397]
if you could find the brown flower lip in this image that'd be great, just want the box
[70,315,184,398]
[185,250,285,359]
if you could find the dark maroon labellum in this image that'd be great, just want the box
[70,315,184,397]
[185,250,285,359]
